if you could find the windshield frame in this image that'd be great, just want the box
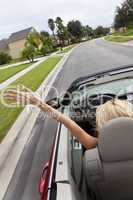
[68,64,133,93]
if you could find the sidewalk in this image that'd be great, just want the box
[0,57,48,90]
[0,56,46,70]
[122,40,133,47]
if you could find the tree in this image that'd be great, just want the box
[0,52,12,65]
[40,31,50,39]
[103,27,110,35]
[114,0,133,29]
[116,6,128,28]
[127,0,133,27]
[26,29,42,52]
[55,17,66,49]
[94,26,109,37]
[48,18,56,40]
[83,25,94,39]
[40,31,50,44]
[40,31,56,55]
[67,20,83,41]
[63,27,72,45]
[22,45,36,63]
[114,13,122,29]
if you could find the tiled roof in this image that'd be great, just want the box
[8,27,33,43]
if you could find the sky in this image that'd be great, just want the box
[0,0,123,39]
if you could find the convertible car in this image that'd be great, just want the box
[39,64,133,200]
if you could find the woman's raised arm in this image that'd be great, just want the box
[39,103,98,149]
[4,89,98,149]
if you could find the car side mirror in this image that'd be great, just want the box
[46,98,60,109]
[46,94,71,109]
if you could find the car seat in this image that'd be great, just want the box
[83,117,133,200]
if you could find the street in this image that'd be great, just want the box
[3,38,133,200]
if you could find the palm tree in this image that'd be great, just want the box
[48,18,56,40]
[55,17,65,50]
[55,17,63,25]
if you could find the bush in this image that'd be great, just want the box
[0,52,12,65]
[40,43,56,55]
[22,45,36,63]
[40,44,50,55]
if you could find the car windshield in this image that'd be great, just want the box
[70,72,133,104]
[86,78,133,96]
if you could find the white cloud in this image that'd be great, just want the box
[0,0,124,39]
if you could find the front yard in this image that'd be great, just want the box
[0,63,31,83]
[105,35,133,43]
[105,28,133,43]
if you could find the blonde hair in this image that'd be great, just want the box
[96,99,133,130]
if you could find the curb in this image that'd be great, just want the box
[0,46,76,200]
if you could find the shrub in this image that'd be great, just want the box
[40,44,50,55]
[22,45,36,63]
[0,52,12,65]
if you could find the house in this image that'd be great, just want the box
[109,27,115,34]
[118,27,127,33]
[0,39,9,54]
[0,27,33,59]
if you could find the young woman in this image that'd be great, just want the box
[4,89,133,149]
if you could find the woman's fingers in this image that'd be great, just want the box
[4,94,30,106]
[4,96,16,102]
[4,90,27,98]
[3,87,42,107]
[5,92,35,104]
[5,89,18,95]
[4,91,28,104]
[3,93,16,100]
[4,93,22,101]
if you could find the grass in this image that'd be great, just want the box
[0,63,31,83]
[0,56,62,141]
[58,45,75,54]
[105,35,133,43]
[0,57,28,67]
[105,28,133,43]
[113,28,133,36]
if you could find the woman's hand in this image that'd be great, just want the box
[3,87,42,107]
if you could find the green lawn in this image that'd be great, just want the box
[105,35,133,43]
[105,28,133,43]
[113,28,133,36]
[0,58,25,67]
[0,63,31,83]
[0,56,62,141]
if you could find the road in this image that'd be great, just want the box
[3,38,133,200]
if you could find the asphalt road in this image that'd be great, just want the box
[4,39,133,200]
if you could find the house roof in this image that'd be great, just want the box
[0,39,8,51]
[8,27,33,43]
